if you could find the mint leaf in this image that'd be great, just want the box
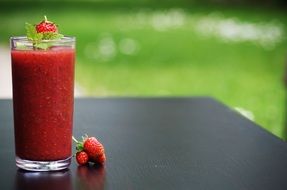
[34,43,51,50]
[25,22,36,40]
[42,32,64,40]
[15,42,30,50]
[25,22,43,42]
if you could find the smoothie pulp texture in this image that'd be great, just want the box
[11,48,75,161]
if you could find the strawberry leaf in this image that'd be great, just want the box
[76,143,84,151]
[73,136,84,152]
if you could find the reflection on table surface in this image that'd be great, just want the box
[76,165,106,190]
[15,165,106,190]
[15,169,72,190]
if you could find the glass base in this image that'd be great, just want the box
[16,156,71,171]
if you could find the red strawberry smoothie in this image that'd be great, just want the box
[11,48,75,161]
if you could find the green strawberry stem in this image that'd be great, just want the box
[72,136,79,143]
[72,136,84,151]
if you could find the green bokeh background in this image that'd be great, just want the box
[1,1,286,138]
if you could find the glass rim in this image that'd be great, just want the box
[10,36,76,43]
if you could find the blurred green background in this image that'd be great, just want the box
[0,0,286,138]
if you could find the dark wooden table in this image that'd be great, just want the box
[1,97,287,190]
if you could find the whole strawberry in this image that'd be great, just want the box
[76,151,89,165]
[36,16,58,33]
[73,135,106,165]
[84,137,105,161]
[96,154,106,165]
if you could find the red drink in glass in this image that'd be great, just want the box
[10,36,75,171]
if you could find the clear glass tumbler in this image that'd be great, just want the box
[10,36,75,171]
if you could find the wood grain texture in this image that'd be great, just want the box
[1,98,287,190]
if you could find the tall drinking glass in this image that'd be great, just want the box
[10,36,75,171]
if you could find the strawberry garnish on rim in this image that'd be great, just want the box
[36,16,58,33]
[25,15,63,50]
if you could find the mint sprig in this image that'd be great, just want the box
[42,32,64,40]
[26,23,43,42]
[25,22,63,50]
